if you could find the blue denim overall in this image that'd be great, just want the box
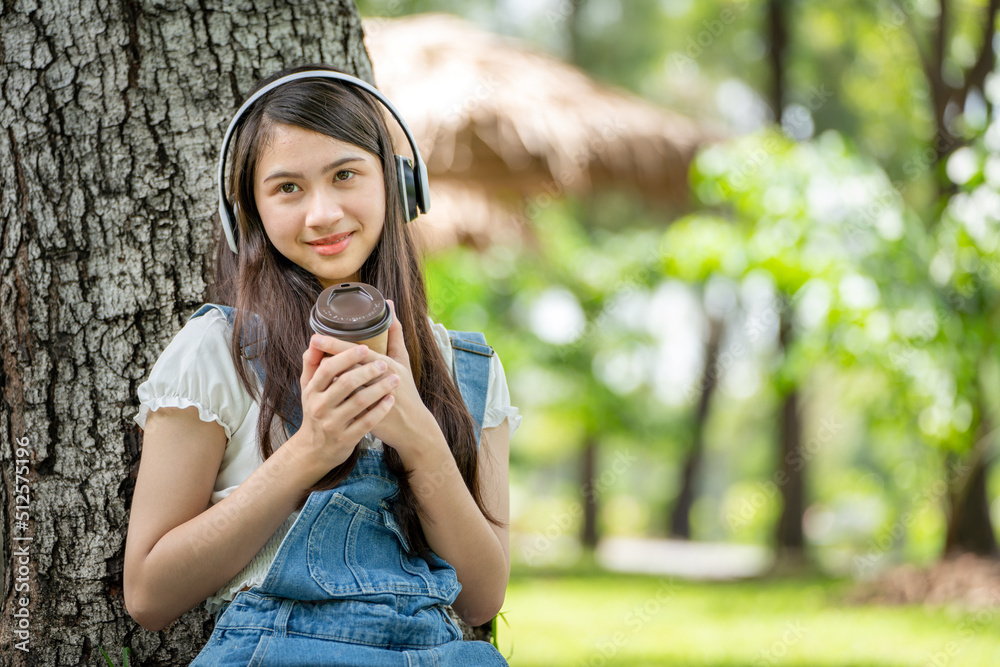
[187,305,507,666]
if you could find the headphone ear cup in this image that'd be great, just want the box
[395,155,418,222]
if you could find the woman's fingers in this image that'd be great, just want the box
[384,300,408,364]
[341,374,399,427]
[301,336,362,383]
[301,338,327,385]
[305,344,370,392]
[330,356,387,396]
[311,334,363,357]
[303,355,397,414]
[342,394,395,442]
[307,373,398,443]
[299,334,401,451]
[341,370,398,413]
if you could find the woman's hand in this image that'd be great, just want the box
[367,300,443,456]
[306,300,441,460]
[293,337,397,478]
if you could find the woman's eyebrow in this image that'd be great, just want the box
[262,156,366,183]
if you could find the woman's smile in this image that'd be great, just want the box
[308,231,354,255]
[254,123,386,287]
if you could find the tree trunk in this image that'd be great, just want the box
[774,388,806,562]
[0,2,373,664]
[766,0,789,122]
[669,316,723,539]
[920,0,999,185]
[581,434,599,550]
[773,308,807,569]
[914,0,1000,554]
[944,414,999,557]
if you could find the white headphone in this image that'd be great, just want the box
[217,70,430,254]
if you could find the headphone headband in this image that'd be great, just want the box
[217,70,430,253]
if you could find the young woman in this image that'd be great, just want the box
[124,64,517,665]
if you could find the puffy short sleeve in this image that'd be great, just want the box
[133,309,254,441]
[483,351,521,437]
[429,320,521,439]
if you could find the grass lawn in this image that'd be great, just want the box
[496,566,1000,666]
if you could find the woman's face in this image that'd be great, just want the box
[253,123,386,288]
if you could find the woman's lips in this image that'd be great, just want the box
[309,232,353,256]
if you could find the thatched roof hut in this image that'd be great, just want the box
[364,13,719,250]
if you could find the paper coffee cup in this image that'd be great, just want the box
[310,282,393,355]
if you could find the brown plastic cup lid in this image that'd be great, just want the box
[310,282,392,341]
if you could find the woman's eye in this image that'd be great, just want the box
[279,183,299,194]
[334,170,354,182]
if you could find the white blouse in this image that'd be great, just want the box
[133,307,520,613]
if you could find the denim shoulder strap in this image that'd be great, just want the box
[447,330,494,448]
[189,302,267,362]
[187,303,296,431]
[190,303,233,321]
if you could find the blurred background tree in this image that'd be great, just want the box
[355,0,1000,577]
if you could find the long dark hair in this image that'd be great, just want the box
[209,64,499,556]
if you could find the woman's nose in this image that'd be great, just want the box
[304,189,344,228]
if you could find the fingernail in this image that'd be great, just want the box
[357,345,368,357]
[375,360,387,372]
[390,374,399,386]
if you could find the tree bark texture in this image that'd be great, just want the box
[913,0,999,174]
[580,434,599,550]
[944,453,998,557]
[765,0,789,123]
[912,0,1000,551]
[773,309,806,567]
[944,414,999,557]
[774,388,805,558]
[1,2,373,664]
[669,316,723,539]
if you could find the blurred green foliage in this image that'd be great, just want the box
[361,0,1000,568]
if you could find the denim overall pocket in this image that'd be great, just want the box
[306,490,460,602]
